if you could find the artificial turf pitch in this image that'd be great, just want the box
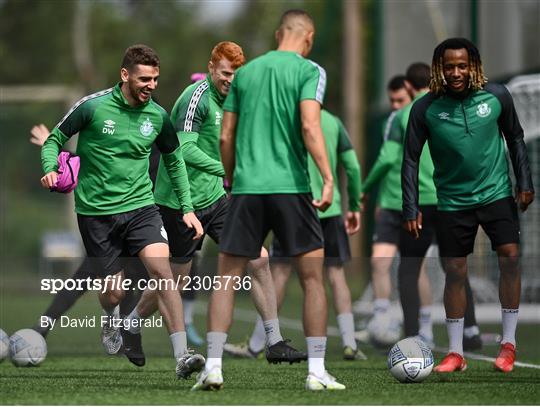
[1,278,539,405]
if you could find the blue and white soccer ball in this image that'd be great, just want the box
[0,329,9,362]
[9,329,47,367]
[387,337,434,383]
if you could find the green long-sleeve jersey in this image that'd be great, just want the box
[308,110,361,218]
[154,75,226,211]
[41,83,194,215]
[403,83,534,218]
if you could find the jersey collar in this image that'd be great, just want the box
[206,74,226,104]
[113,82,150,109]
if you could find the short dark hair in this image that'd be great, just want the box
[121,44,160,71]
[430,37,487,95]
[387,75,407,91]
[406,63,431,90]
[279,9,314,30]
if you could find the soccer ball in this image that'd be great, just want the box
[9,329,47,367]
[0,329,9,362]
[387,337,434,383]
[367,313,401,348]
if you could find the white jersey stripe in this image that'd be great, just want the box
[308,60,327,104]
[184,81,209,132]
[383,111,398,142]
[55,87,114,129]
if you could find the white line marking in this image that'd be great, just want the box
[195,304,540,369]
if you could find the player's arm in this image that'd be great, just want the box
[174,88,226,177]
[155,115,203,239]
[301,100,333,211]
[220,75,240,184]
[401,102,429,238]
[181,134,225,177]
[220,111,237,183]
[362,112,402,195]
[336,117,361,234]
[493,84,535,211]
[41,100,92,188]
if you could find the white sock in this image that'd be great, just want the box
[248,315,266,353]
[446,318,464,355]
[337,313,357,349]
[263,318,283,347]
[501,308,519,346]
[373,298,390,315]
[419,306,433,339]
[183,299,194,325]
[306,336,326,377]
[170,331,187,360]
[206,331,227,370]
[126,308,142,334]
[463,325,479,338]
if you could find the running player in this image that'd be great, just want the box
[193,10,345,391]
[402,38,534,373]
[125,42,304,365]
[40,44,206,379]
[224,109,365,361]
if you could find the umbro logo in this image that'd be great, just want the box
[438,112,450,120]
[102,119,116,135]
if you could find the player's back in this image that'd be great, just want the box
[224,50,326,195]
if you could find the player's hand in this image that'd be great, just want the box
[30,124,50,147]
[41,171,58,189]
[183,212,204,240]
[345,211,361,235]
[312,180,333,212]
[404,211,423,239]
[515,190,534,212]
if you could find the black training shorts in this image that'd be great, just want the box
[158,195,229,264]
[436,196,520,257]
[220,194,324,259]
[77,205,167,277]
[271,215,351,266]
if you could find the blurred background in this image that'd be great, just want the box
[1,0,539,330]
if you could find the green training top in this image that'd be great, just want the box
[223,50,326,194]
[154,75,226,211]
[308,110,361,218]
[41,83,193,216]
[403,83,534,218]
[363,92,437,210]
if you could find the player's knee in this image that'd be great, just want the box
[442,259,467,283]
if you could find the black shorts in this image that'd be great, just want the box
[271,215,351,266]
[436,196,520,257]
[158,195,229,264]
[220,194,324,259]
[372,209,402,245]
[77,205,167,277]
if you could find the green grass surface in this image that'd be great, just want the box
[1,274,540,405]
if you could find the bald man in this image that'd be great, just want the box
[193,9,345,391]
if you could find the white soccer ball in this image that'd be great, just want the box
[387,337,434,383]
[9,329,47,367]
[367,313,401,348]
[0,329,9,362]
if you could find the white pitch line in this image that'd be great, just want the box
[195,304,540,370]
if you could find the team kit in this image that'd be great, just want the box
[25,9,536,391]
